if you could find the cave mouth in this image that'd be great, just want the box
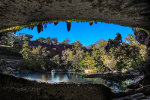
[0,21,147,73]
[0,0,150,99]
[1,21,144,93]
[0,20,150,99]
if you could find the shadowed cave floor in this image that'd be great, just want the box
[1,73,150,100]
[0,73,112,100]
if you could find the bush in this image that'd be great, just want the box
[19,54,46,71]
[19,40,46,71]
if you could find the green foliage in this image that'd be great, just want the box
[1,31,146,73]
[91,49,106,72]
[70,49,85,70]
[19,55,46,71]
[101,33,146,72]
[25,34,33,41]
[50,55,61,67]
[35,37,45,43]
[35,37,58,45]
[20,40,46,71]
[125,34,147,61]
[72,41,83,51]
[62,38,70,45]
[51,38,58,45]
[62,49,84,71]
[125,34,137,43]
[61,49,73,69]
[79,52,97,70]
[45,37,52,45]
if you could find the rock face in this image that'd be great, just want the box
[0,0,150,32]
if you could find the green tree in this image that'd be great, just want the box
[102,34,145,72]
[61,49,73,69]
[91,49,106,72]
[35,37,45,43]
[79,52,97,70]
[125,34,137,44]
[51,38,58,45]
[45,37,52,45]
[62,49,84,71]
[25,34,33,41]
[125,34,147,61]
[20,39,46,71]
[62,38,70,45]
[72,41,83,51]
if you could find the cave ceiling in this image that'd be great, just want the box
[0,0,150,33]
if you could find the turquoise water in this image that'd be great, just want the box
[13,72,133,92]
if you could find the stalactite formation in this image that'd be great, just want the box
[54,21,58,26]
[89,21,93,26]
[28,26,31,30]
[31,26,35,30]
[0,0,149,33]
[67,22,71,32]
[37,24,43,33]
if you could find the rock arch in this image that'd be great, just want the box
[0,0,149,33]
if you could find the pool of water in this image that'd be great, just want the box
[13,71,133,92]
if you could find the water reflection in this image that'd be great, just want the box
[13,72,133,92]
[13,72,86,83]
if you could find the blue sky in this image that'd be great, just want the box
[15,21,134,46]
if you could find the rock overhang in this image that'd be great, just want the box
[0,0,150,33]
